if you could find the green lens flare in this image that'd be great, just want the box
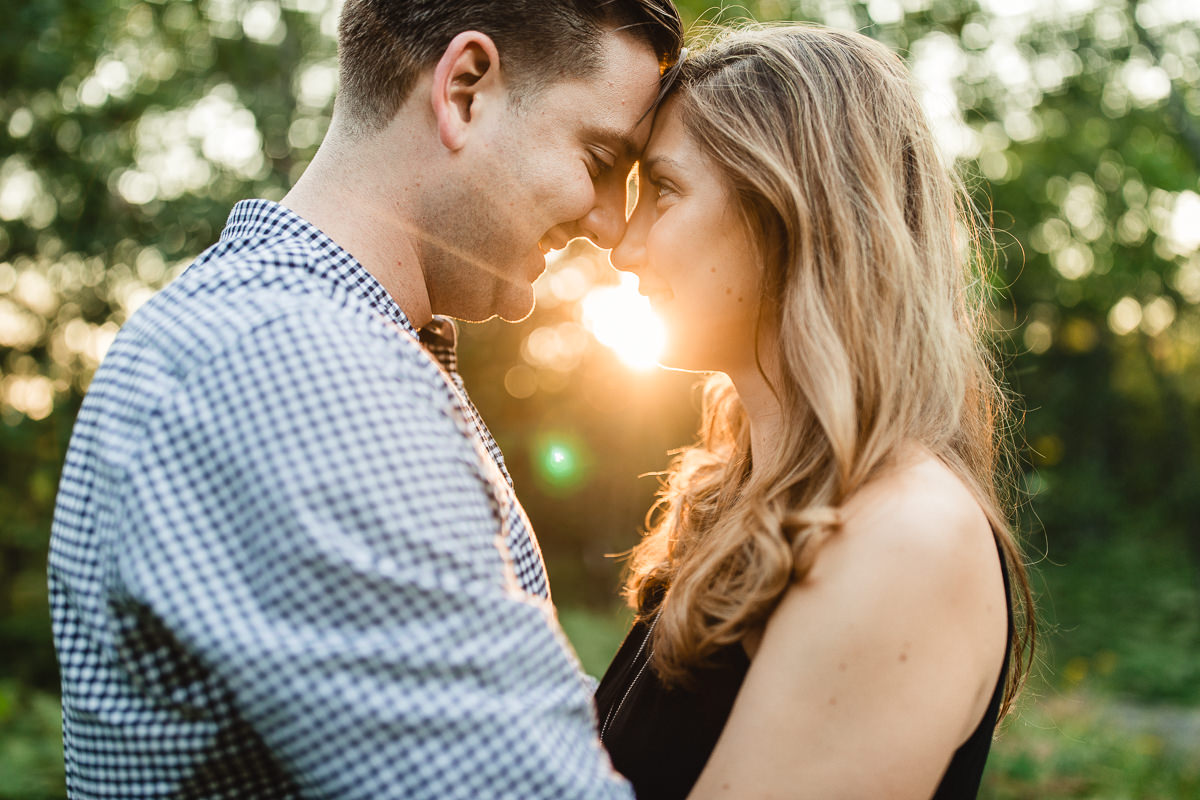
[542,444,576,482]
[533,434,589,492]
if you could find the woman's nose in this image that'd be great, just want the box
[609,230,644,274]
[610,204,649,273]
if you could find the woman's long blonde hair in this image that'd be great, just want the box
[623,24,1034,718]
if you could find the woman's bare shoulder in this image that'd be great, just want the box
[826,449,1000,591]
[795,447,1009,692]
[690,450,1011,798]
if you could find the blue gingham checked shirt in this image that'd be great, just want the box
[48,200,634,799]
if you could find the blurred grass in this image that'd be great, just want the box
[0,680,65,800]
[982,688,1200,799]
[1030,531,1200,706]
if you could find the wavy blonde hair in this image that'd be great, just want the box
[623,24,1034,719]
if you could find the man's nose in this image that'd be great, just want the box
[577,179,629,250]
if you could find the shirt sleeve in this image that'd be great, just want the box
[114,305,633,800]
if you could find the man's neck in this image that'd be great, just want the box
[281,121,435,329]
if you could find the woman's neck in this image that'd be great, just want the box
[727,367,784,476]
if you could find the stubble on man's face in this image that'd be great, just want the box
[414,126,543,323]
[418,32,663,323]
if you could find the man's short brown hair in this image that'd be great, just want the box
[336,0,683,132]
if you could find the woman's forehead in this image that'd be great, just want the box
[641,97,692,165]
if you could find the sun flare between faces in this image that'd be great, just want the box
[581,272,666,370]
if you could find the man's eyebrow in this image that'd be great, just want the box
[582,125,640,161]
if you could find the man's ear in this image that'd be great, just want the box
[431,31,503,151]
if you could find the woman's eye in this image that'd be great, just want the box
[650,178,676,203]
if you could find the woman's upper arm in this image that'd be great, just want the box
[688,470,1008,800]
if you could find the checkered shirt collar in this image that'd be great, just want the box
[221,199,421,340]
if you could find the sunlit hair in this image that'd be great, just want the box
[623,23,1035,720]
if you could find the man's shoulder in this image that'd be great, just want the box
[125,231,413,367]
[85,232,437,431]
[163,228,330,322]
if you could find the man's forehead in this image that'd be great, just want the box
[565,32,662,143]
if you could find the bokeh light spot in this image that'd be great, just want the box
[7,109,33,139]
[1108,296,1142,336]
[1141,296,1176,336]
[1024,319,1053,354]
[504,365,537,399]
[243,1,285,44]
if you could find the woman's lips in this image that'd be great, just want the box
[642,287,673,306]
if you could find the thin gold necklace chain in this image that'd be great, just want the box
[599,608,663,742]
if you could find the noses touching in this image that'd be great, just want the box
[609,229,643,275]
[610,201,648,275]
[546,184,630,253]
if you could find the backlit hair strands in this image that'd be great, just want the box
[639,45,689,124]
[621,23,1035,724]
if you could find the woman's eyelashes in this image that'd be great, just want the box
[643,174,677,207]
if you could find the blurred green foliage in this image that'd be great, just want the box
[0,681,63,800]
[981,687,1200,799]
[3,0,1199,795]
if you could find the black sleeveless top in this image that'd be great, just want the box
[595,554,1013,799]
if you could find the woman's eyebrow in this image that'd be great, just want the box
[641,155,684,176]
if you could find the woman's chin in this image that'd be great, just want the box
[653,347,717,375]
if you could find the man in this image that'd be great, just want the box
[48,1,681,797]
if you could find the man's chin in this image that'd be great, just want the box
[446,286,535,324]
[493,289,536,323]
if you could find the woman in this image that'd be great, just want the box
[595,24,1035,800]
